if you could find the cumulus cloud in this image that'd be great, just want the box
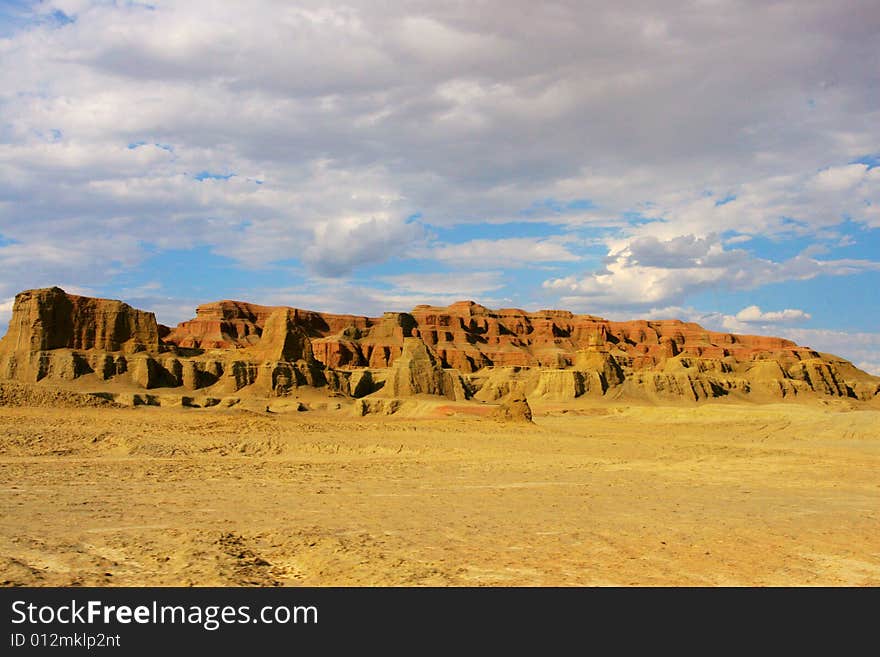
[543,233,880,309]
[420,236,581,268]
[379,271,505,297]
[0,0,877,328]
[303,218,426,277]
[811,163,871,193]
[734,306,811,324]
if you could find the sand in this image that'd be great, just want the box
[1,398,878,586]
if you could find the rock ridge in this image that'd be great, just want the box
[1,287,877,407]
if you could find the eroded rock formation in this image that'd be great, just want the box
[381,338,468,401]
[493,395,533,422]
[1,287,878,409]
[4,287,159,354]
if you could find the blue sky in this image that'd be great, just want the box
[0,1,878,373]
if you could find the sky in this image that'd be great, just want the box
[0,0,878,373]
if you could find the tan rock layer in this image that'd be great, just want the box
[2,287,159,354]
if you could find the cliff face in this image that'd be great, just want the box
[1,287,878,405]
[163,300,411,368]
[157,296,880,402]
[1,287,160,354]
[163,300,373,350]
[381,337,468,401]
[161,298,815,373]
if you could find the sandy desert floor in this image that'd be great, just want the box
[1,397,878,586]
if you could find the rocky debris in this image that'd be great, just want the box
[354,398,403,416]
[493,395,533,422]
[0,381,120,408]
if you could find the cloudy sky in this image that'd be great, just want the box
[0,0,878,372]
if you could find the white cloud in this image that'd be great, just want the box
[734,305,811,324]
[0,0,877,320]
[421,236,581,267]
[379,271,505,297]
[302,213,426,277]
[543,233,880,309]
[812,164,869,192]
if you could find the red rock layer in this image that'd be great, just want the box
[163,298,816,372]
[163,300,373,350]
[3,288,877,402]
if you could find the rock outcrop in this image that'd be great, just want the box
[248,308,313,362]
[1,287,877,406]
[493,395,533,422]
[164,298,842,382]
[381,338,468,401]
[3,287,159,354]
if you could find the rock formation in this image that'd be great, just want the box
[381,338,468,400]
[3,287,159,353]
[493,395,533,422]
[1,287,878,410]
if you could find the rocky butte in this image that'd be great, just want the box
[1,287,877,413]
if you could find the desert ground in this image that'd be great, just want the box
[1,391,878,586]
